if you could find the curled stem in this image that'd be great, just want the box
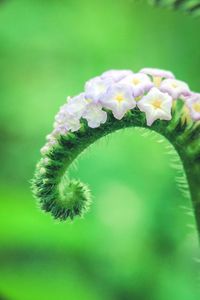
[32,107,200,238]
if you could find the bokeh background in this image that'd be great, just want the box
[0,0,200,299]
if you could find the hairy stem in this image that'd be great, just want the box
[182,159,200,235]
[32,107,200,239]
[151,0,200,15]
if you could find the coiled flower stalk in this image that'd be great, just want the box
[150,0,200,16]
[32,68,200,238]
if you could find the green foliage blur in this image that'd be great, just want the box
[0,0,200,299]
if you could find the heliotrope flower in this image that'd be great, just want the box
[40,139,57,155]
[137,87,173,126]
[139,68,175,79]
[54,107,81,132]
[40,68,200,155]
[65,94,88,118]
[54,94,88,132]
[186,93,200,121]
[62,113,81,132]
[101,69,134,82]
[160,78,190,99]
[139,67,175,88]
[101,83,136,120]
[119,73,153,97]
[82,103,107,128]
[45,126,68,143]
[84,76,112,103]
[51,126,68,137]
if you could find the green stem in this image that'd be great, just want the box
[151,0,200,14]
[32,108,200,239]
[181,158,200,236]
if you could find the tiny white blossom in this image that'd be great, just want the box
[40,145,50,156]
[40,139,57,155]
[186,93,200,121]
[139,68,175,88]
[64,113,81,132]
[46,126,68,142]
[101,69,134,82]
[139,68,175,79]
[65,93,88,118]
[160,79,190,99]
[137,87,173,126]
[101,83,136,120]
[85,76,112,103]
[40,167,46,175]
[82,103,107,128]
[52,126,68,137]
[120,73,153,97]
[54,111,81,132]
[54,98,83,132]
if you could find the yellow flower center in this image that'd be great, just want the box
[152,99,162,109]
[193,102,200,113]
[171,82,178,88]
[153,76,162,87]
[115,94,124,103]
[132,78,140,85]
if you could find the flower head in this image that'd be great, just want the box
[101,69,133,82]
[120,73,153,97]
[101,83,136,120]
[82,103,107,128]
[186,93,200,121]
[139,68,175,79]
[84,76,112,103]
[160,78,190,99]
[137,87,173,126]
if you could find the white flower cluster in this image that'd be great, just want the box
[41,67,199,155]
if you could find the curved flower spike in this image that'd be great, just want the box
[32,68,200,240]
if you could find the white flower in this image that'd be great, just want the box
[139,68,175,79]
[137,87,173,126]
[54,110,81,132]
[64,113,81,132]
[82,103,107,128]
[84,76,112,103]
[101,69,134,82]
[40,139,57,155]
[160,79,190,99]
[186,93,200,121]
[139,68,175,88]
[101,83,136,120]
[46,126,68,142]
[41,145,50,156]
[119,73,153,97]
[54,95,86,132]
[65,93,88,118]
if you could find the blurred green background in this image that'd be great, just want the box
[0,0,200,299]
